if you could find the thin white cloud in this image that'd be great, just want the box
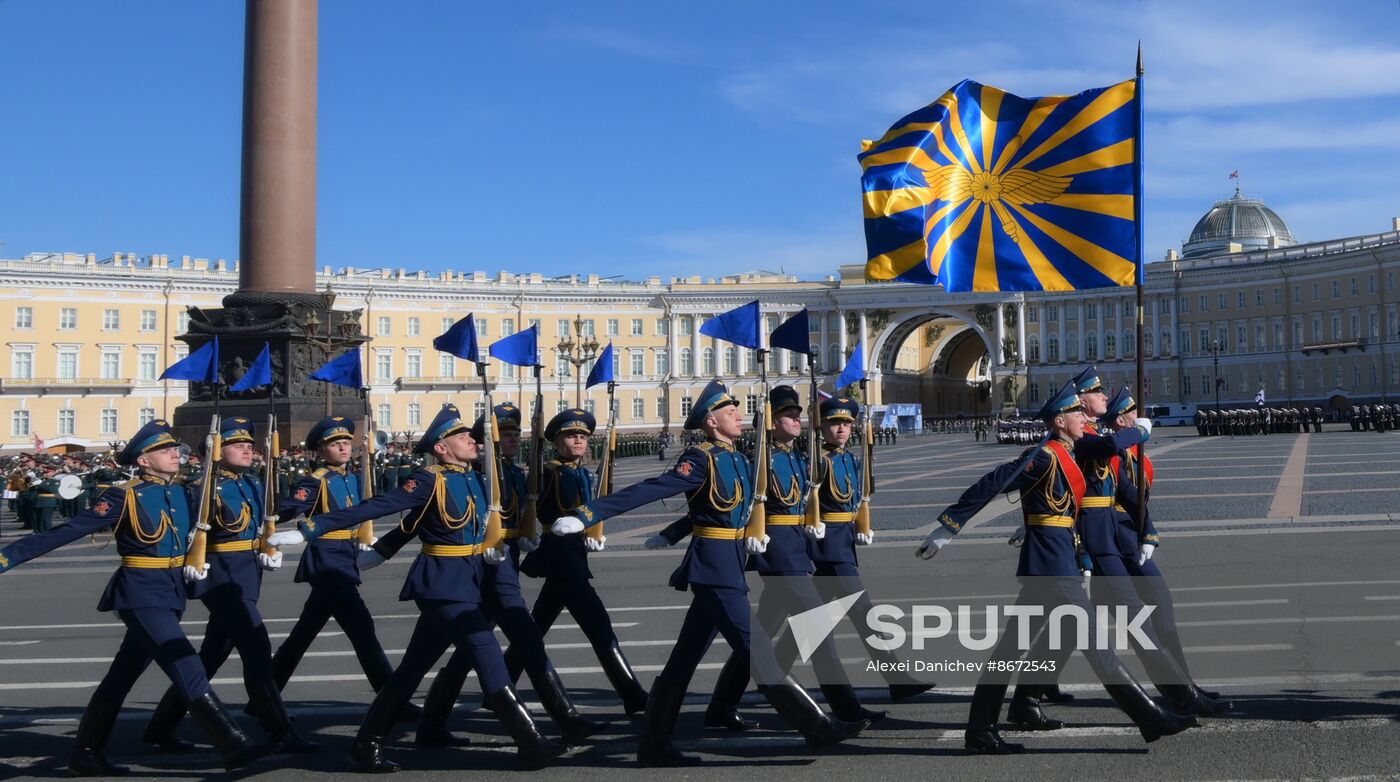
[630,223,863,280]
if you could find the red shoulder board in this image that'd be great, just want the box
[1044,440,1087,510]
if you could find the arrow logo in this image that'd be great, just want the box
[787,590,865,663]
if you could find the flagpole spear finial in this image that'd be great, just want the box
[1136,41,1143,77]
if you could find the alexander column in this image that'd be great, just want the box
[174,0,367,446]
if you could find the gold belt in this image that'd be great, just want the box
[320,530,355,540]
[96,484,113,489]
[692,526,745,540]
[766,514,803,526]
[1080,497,1114,508]
[422,543,485,557]
[1026,514,1075,528]
[209,539,258,553]
[502,528,521,539]
[38,493,56,497]
[822,512,856,523]
[121,555,186,569]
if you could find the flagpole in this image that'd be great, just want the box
[1134,43,1149,537]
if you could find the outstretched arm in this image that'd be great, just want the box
[573,450,706,529]
[0,487,128,573]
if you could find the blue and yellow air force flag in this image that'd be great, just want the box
[861,79,1139,292]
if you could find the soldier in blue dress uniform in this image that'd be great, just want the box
[365,403,602,747]
[1100,388,1233,715]
[651,385,885,730]
[267,416,400,708]
[142,417,318,755]
[918,381,1198,754]
[268,404,564,771]
[808,394,935,702]
[516,407,651,714]
[0,420,261,775]
[552,380,868,767]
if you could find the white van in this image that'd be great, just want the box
[1146,403,1197,427]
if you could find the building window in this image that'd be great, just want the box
[1102,332,1115,358]
[139,309,156,331]
[1311,282,1320,301]
[656,397,667,419]
[1160,330,1172,355]
[1027,306,1039,324]
[57,409,75,436]
[631,319,644,336]
[1179,328,1189,356]
[1027,334,1041,362]
[1066,303,1078,320]
[60,307,77,330]
[442,317,455,333]
[1351,312,1361,339]
[1198,329,1210,353]
[607,319,619,337]
[1178,296,1189,314]
[101,351,120,379]
[11,410,29,437]
[440,353,456,378]
[1332,280,1340,298]
[376,352,392,381]
[475,319,489,337]
[1351,278,1359,296]
[1085,302,1097,320]
[1047,304,1058,323]
[101,408,118,436]
[655,350,670,376]
[680,348,693,375]
[103,309,120,330]
[136,351,157,381]
[407,403,422,428]
[580,319,595,337]
[1293,285,1301,304]
[501,318,515,337]
[631,351,644,376]
[12,349,33,380]
[405,353,422,378]
[1201,374,1210,396]
[556,319,571,338]
[680,396,693,416]
[502,362,517,380]
[1046,334,1059,362]
[177,311,190,333]
[377,316,391,336]
[58,350,78,379]
[1028,383,1040,404]
[1181,375,1191,398]
[679,317,693,337]
[374,403,391,428]
[1218,293,1228,311]
[1123,330,1135,358]
[1065,332,1079,362]
[1085,332,1099,361]
[15,307,32,329]
[656,319,669,337]
[744,394,757,416]
[407,317,420,336]
[632,398,644,419]
[556,399,569,413]
[1199,295,1208,312]
[702,347,715,375]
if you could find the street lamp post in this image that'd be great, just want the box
[1210,339,1222,411]
[555,314,600,407]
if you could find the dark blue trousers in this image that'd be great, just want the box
[655,585,784,691]
[812,560,908,680]
[192,589,275,690]
[443,558,554,687]
[370,599,511,719]
[95,608,211,706]
[512,574,623,679]
[272,581,394,691]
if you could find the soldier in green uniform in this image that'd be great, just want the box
[32,464,60,533]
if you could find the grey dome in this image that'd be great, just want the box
[1182,189,1295,258]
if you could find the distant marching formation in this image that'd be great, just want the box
[0,304,1236,775]
[1194,407,1322,436]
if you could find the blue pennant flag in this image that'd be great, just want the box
[700,300,762,350]
[586,342,615,389]
[489,325,539,367]
[310,350,363,389]
[229,342,273,392]
[433,314,481,362]
[833,343,866,391]
[769,309,811,355]
[860,78,1140,292]
[160,336,220,383]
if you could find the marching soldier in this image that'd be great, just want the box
[32,463,60,533]
[268,416,402,711]
[654,385,886,731]
[268,404,565,771]
[809,394,935,701]
[142,417,318,755]
[918,381,1197,754]
[0,420,262,775]
[365,403,603,747]
[515,408,652,714]
[551,380,869,767]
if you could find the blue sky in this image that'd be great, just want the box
[2,0,1398,280]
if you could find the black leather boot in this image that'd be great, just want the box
[68,696,131,776]
[759,676,868,749]
[598,645,649,715]
[887,682,937,701]
[1007,684,1064,730]
[350,684,410,773]
[247,680,321,754]
[702,653,757,731]
[484,687,566,767]
[534,668,604,744]
[820,684,887,725]
[1104,674,1200,743]
[964,683,1021,755]
[636,678,700,767]
[1039,683,1075,703]
[140,688,195,752]
[1160,683,1235,717]
[414,661,472,747]
[186,691,264,771]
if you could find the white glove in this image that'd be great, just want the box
[483,545,507,565]
[745,534,770,554]
[1136,418,1153,436]
[644,533,672,550]
[357,537,379,552]
[267,530,306,547]
[916,526,955,560]
[257,551,283,571]
[183,564,209,582]
[805,521,826,541]
[584,535,606,552]
[1137,542,1156,566]
[1007,526,1026,547]
[1081,570,1093,593]
[357,549,386,570]
[516,536,540,553]
[551,517,585,535]
[856,531,874,546]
